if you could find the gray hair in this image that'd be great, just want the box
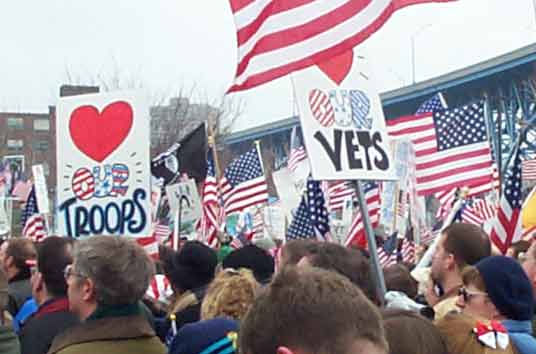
[73,236,155,305]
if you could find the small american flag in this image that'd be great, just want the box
[344,182,380,248]
[522,159,536,181]
[230,233,251,250]
[221,149,268,215]
[287,178,330,241]
[198,150,221,247]
[435,187,458,220]
[401,238,416,264]
[326,181,355,211]
[21,186,47,242]
[288,126,307,172]
[490,144,523,254]
[136,235,159,260]
[387,99,494,196]
[377,233,398,268]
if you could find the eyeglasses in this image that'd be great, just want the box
[63,264,85,280]
[458,287,488,302]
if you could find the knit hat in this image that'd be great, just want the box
[169,317,239,354]
[475,256,534,321]
[222,245,275,284]
[168,241,218,291]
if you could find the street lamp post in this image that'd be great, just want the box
[411,24,433,84]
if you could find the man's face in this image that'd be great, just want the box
[431,234,450,283]
[66,264,90,320]
[521,243,536,296]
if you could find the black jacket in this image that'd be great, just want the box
[19,299,79,354]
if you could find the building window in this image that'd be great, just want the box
[7,139,23,152]
[32,140,49,151]
[42,162,50,176]
[33,119,50,131]
[7,117,24,129]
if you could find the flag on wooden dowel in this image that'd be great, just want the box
[288,126,307,172]
[489,145,523,254]
[198,149,221,247]
[226,0,458,92]
[21,186,47,242]
[221,148,268,215]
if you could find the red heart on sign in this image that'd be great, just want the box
[69,101,133,163]
[316,50,354,85]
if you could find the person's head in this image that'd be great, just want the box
[67,236,155,320]
[382,309,447,354]
[298,243,378,304]
[169,317,239,354]
[521,241,536,296]
[167,241,217,294]
[222,245,274,285]
[436,313,518,354]
[239,266,388,354]
[470,256,533,321]
[505,240,531,260]
[201,268,259,321]
[0,238,36,280]
[431,223,491,287]
[279,240,319,269]
[383,264,418,300]
[30,236,74,305]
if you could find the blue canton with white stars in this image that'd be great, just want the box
[207,149,216,177]
[21,186,38,228]
[504,148,522,209]
[416,93,445,114]
[287,178,330,240]
[224,149,263,187]
[433,101,487,151]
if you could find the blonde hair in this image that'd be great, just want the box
[201,268,259,321]
[436,313,518,354]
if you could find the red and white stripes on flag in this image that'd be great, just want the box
[522,159,536,181]
[136,235,159,260]
[435,188,457,220]
[199,156,221,248]
[288,126,307,172]
[145,274,173,304]
[327,181,354,211]
[22,214,47,243]
[377,247,397,268]
[401,238,415,264]
[344,183,380,247]
[227,0,458,92]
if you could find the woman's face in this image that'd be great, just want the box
[455,282,496,320]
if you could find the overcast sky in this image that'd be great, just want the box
[1,1,535,132]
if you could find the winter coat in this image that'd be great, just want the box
[503,319,536,354]
[47,315,166,354]
[0,321,20,354]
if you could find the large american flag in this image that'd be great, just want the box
[227,0,458,92]
[21,186,47,242]
[387,100,494,196]
[288,126,307,172]
[344,182,380,248]
[221,149,268,215]
[489,145,523,254]
[199,150,221,247]
[287,178,330,241]
[522,159,536,180]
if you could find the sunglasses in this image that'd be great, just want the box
[458,287,488,302]
[63,264,86,280]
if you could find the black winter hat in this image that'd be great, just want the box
[169,241,217,291]
[475,256,534,321]
[222,245,274,284]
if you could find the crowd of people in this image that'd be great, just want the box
[0,222,535,354]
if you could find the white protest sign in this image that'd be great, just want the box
[32,164,50,214]
[263,206,286,241]
[292,51,395,181]
[272,168,302,220]
[56,90,151,238]
[166,179,202,226]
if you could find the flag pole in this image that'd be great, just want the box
[353,180,386,302]
[254,140,265,175]
[207,112,224,247]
